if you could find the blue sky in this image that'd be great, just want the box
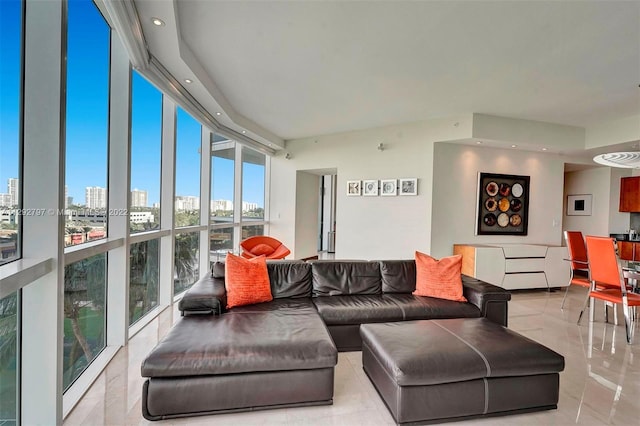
[2,0,264,208]
[0,0,21,191]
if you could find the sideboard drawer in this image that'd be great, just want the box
[502,272,548,290]
[505,258,546,273]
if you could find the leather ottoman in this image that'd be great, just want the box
[361,318,564,425]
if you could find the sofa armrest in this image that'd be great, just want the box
[462,274,511,326]
[178,275,226,315]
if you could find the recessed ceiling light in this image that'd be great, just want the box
[476,141,483,145]
[511,145,517,148]
[184,79,192,84]
[542,148,548,151]
[215,112,222,116]
[151,18,165,27]
[241,130,246,134]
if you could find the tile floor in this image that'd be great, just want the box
[64,286,640,425]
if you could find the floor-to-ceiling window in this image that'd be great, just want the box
[63,0,110,391]
[210,135,269,257]
[130,71,162,233]
[0,1,23,421]
[1,0,270,420]
[241,147,266,240]
[128,70,163,325]
[0,0,23,266]
[210,135,236,259]
[64,0,110,248]
[174,108,202,295]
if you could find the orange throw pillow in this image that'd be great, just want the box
[224,253,273,309]
[413,251,467,302]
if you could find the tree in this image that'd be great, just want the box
[174,233,199,294]
[63,254,106,387]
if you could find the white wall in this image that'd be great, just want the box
[561,167,631,237]
[562,168,613,237]
[269,115,473,259]
[430,143,566,258]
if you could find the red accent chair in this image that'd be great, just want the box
[562,231,591,312]
[584,236,640,344]
[240,236,291,260]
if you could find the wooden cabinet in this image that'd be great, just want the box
[619,176,640,212]
[617,241,640,261]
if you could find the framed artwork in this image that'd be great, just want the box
[567,194,592,216]
[363,180,379,196]
[346,180,361,196]
[380,179,397,196]
[399,178,417,196]
[475,172,530,235]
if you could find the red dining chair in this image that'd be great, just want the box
[562,231,591,310]
[240,236,290,260]
[584,236,640,344]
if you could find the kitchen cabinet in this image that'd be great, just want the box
[619,176,640,212]
[617,241,640,261]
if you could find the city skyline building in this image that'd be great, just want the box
[8,178,18,206]
[211,199,233,212]
[242,201,258,212]
[131,188,148,207]
[85,186,107,209]
[0,193,11,207]
[175,195,199,211]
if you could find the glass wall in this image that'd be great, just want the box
[0,0,23,265]
[63,253,107,390]
[211,139,235,225]
[175,108,201,226]
[210,227,234,261]
[129,239,160,325]
[0,292,18,425]
[242,147,265,221]
[174,232,200,295]
[130,71,162,233]
[64,0,110,247]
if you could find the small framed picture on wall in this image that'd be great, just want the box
[380,179,397,196]
[362,180,379,196]
[399,178,418,196]
[346,180,361,196]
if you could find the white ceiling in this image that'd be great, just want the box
[135,0,640,142]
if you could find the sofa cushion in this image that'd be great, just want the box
[225,254,272,309]
[413,251,467,302]
[383,293,480,321]
[312,295,404,325]
[267,261,312,299]
[311,261,381,296]
[380,260,416,293]
[142,299,337,378]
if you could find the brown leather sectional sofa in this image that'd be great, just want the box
[141,260,512,420]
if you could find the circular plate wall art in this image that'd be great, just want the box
[485,197,497,212]
[476,172,530,235]
[497,213,509,227]
[486,182,498,196]
[512,183,524,197]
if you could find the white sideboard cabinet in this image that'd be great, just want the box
[453,244,570,290]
